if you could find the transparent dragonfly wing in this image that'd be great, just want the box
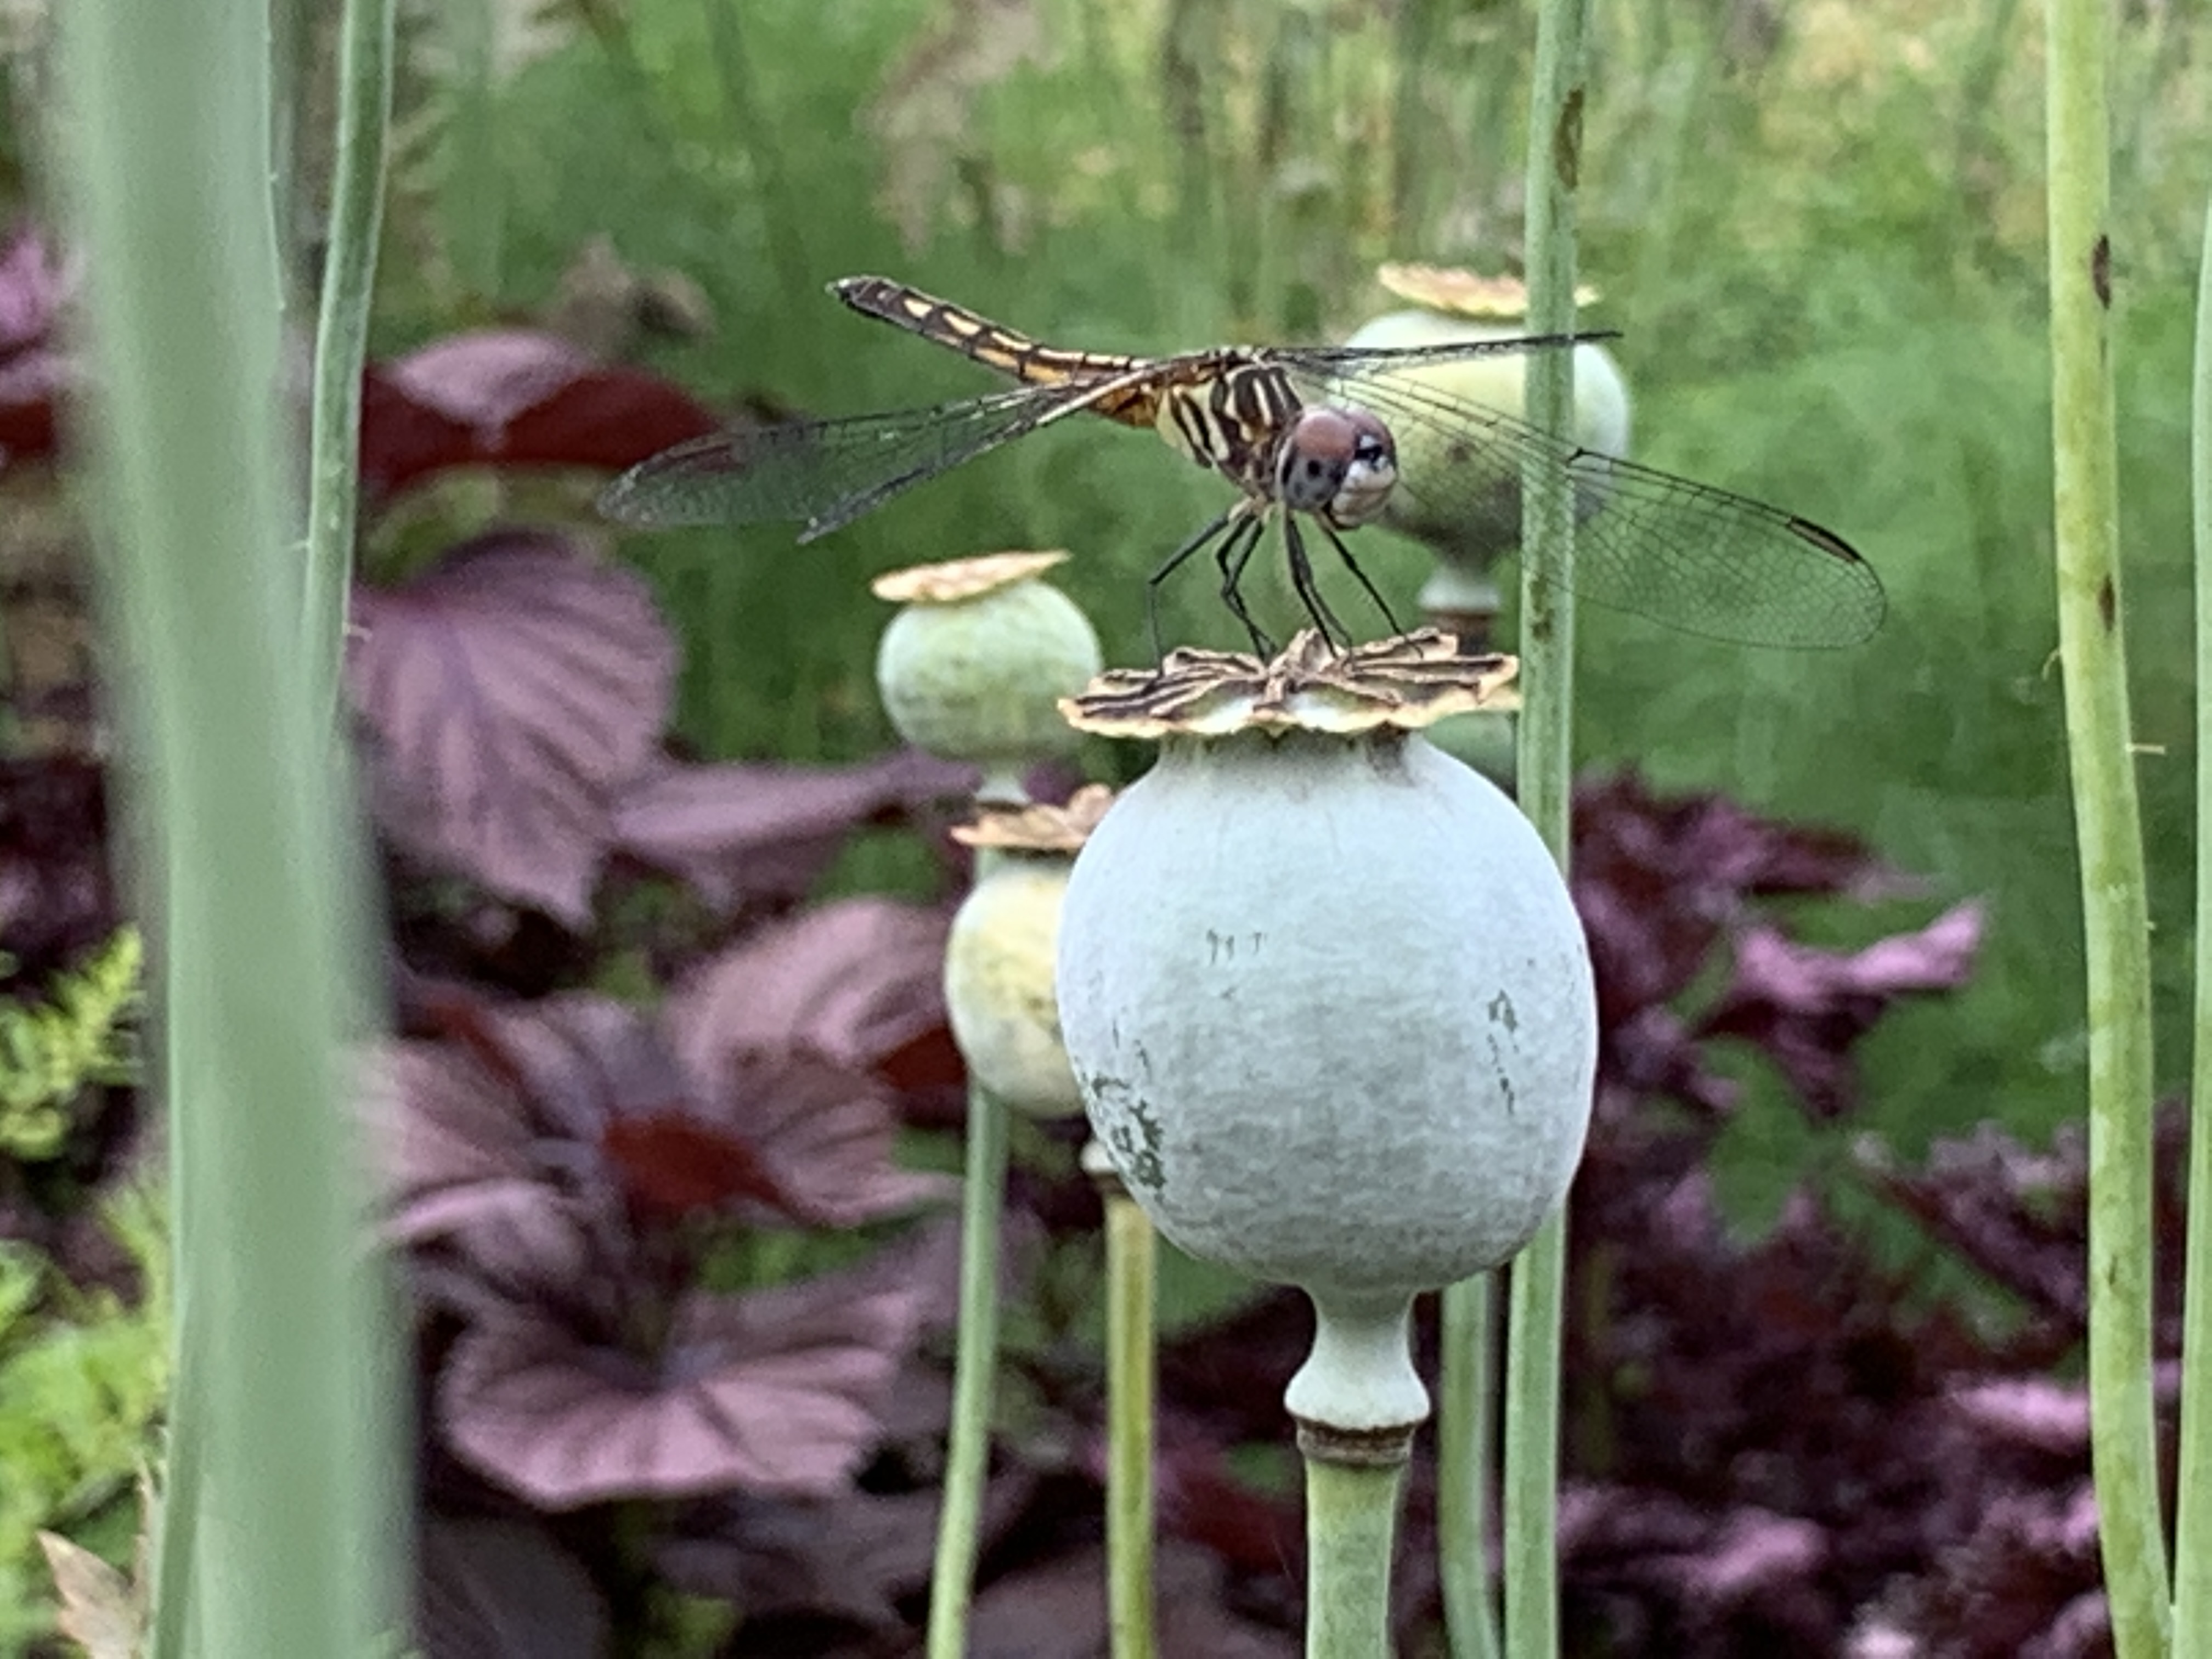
[596,382,1084,541]
[1280,345,1887,649]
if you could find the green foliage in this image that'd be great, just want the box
[0,1187,168,1652]
[0,929,142,1161]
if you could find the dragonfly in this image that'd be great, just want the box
[597,276,1887,654]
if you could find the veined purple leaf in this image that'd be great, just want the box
[347,532,674,923]
[613,749,972,913]
[438,1237,943,1507]
[666,896,950,1076]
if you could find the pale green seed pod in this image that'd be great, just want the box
[1054,633,1596,1431]
[873,551,1103,799]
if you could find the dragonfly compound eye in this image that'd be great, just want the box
[1321,408,1397,528]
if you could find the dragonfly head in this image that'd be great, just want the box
[1276,407,1397,527]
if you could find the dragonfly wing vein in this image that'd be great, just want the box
[1296,358,1886,648]
[596,385,1071,537]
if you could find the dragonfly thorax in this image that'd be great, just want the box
[1152,362,1399,529]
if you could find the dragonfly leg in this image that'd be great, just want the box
[1282,516,1353,647]
[1215,514,1275,655]
[1147,507,1240,659]
[1314,518,1403,639]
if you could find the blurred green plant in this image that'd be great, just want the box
[0,928,140,1161]
[0,1188,168,1653]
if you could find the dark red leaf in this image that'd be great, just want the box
[687,1047,955,1226]
[415,1515,610,1659]
[1700,901,1984,1116]
[0,755,117,983]
[665,895,951,1075]
[0,224,72,467]
[657,1469,1036,1632]
[360,328,717,499]
[438,1237,942,1506]
[613,749,973,913]
[967,1544,1297,1659]
[600,1110,780,1218]
[347,532,674,923]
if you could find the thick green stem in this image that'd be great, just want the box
[1438,1274,1500,1659]
[54,2,398,1656]
[1097,1154,1158,1659]
[2043,2,2172,1654]
[1302,1444,1408,1659]
[1504,1,1592,1655]
[303,0,396,707]
[926,1081,1011,1657]
[2174,189,2212,1657]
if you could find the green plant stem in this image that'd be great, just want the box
[2042,2,2172,1654]
[1100,1165,1158,1659]
[54,2,398,1657]
[2175,187,2212,1658]
[303,0,396,707]
[926,1080,1010,1658]
[1437,1273,1500,1659]
[1302,1451,1404,1658]
[1504,1,1592,1656]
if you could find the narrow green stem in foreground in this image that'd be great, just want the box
[303,0,396,707]
[2172,188,2212,1658]
[2043,2,2171,1654]
[926,1082,1011,1658]
[1438,1274,1500,1659]
[1303,1452,1406,1659]
[1504,1,1592,1656]
[55,2,397,1656]
[1101,1171,1158,1659]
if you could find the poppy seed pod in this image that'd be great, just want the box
[1054,633,1596,1429]
[872,552,1103,797]
[943,789,1112,1118]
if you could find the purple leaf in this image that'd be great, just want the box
[666,896,951,1075]
[613,749,972,912]
[0,756,118,983]
[438,1237,942,1507]
[0,223,72,468]
[657,1469,1037,1631]
[370,996,694,1310]
[360,328,717,499]
[347,532,674,923]
[680,1046,955,1226]
[1700,901,1984,1116]
[415,1515,609,1659]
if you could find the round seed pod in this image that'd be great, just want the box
[1054,633,1596,1429]
[943,789,1111,1119]
[873,552,1102,799]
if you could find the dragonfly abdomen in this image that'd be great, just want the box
[833,276,1153,414]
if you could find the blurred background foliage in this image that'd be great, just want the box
[331,0,2211,1181]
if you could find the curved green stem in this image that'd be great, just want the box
[926,1081,1011,1657]
[54,1,398,1654]
[1303,1447,1407,1658]
[1504,2,1592,1656]
[303,0,396,709]
[1438,1274,1500,1659]
[2044,1,2171,1653]
[1101,1165,1158,1659]
[2174,188,2212,1659]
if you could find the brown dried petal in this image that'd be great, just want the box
[1060,628,1517,738]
